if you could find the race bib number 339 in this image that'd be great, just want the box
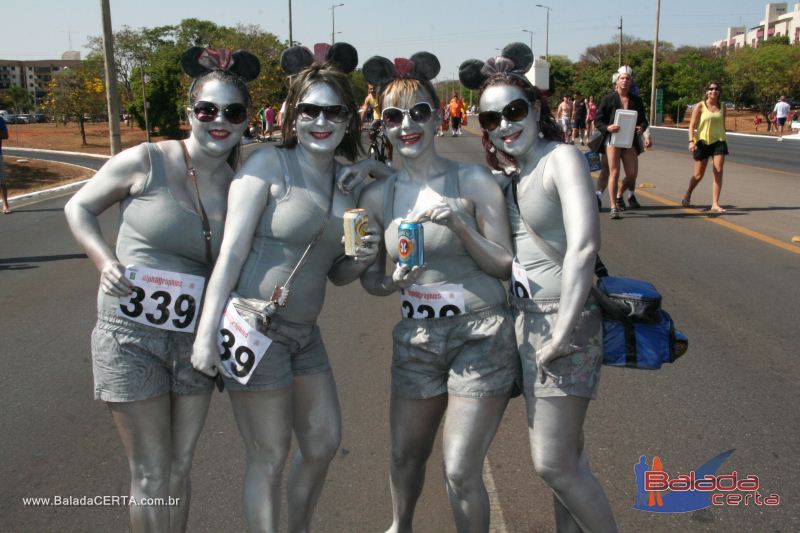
[116,266,206,333]
[400,283,466,319]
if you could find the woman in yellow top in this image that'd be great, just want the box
[683,81,728,213]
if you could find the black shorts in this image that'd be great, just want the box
[692,140,728,161]
[776,117,787,126]
[450,117,461,129]
[573,116,586,129]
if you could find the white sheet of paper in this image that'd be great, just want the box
[610,109,638,149]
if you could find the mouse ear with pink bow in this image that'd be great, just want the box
[362,51,441,86]
[280,42,359,75]
[458,42,533,90]
[180,47,261,82]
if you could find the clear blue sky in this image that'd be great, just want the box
[3,0,771,81]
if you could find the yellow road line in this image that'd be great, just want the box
[632,189,800,256]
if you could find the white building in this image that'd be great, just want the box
[0,52,81,108]
[712,2,800,54]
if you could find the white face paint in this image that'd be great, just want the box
[188,78,248,158]
[381,89,438,160]
[616,73,631,93]
[295,83,349,156]
[479,84,540,159]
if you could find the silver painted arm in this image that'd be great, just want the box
[540,146,600,364]
[424,164,513,280]
[191,149,274,377]
[64,144,150,296]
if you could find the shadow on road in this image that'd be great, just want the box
[0,253,88,264]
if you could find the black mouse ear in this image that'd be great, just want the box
[458,59,487,90]
[181,47,210,78]
[230,50,261,82]
[409,52,440,81]
[363,56,396,86]
[327,42,358,73]
[280,46,314,75]
[501,42,534,74]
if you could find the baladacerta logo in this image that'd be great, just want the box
[634,449,780,513]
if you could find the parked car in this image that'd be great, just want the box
[3,114,18,124]
[16,114,33,124]
[788,98,800,109]
[32,113,48,123]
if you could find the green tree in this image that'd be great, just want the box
[43,57,106,145]
[7,86,33,114]
[661,49,724,122]
[726,40,800,124]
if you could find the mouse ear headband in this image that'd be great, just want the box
[181,47,261,82]
[362,51,441,87]
[458,42,533,90]
[279,42,359,75]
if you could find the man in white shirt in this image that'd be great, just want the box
[771,96,791,141]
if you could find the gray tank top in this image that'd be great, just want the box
[382,162,506,312]
[236,148,353,324]
[507,141,565,298]
[98,143,224,310]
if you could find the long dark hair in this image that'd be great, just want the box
[279,64,362,162]
[478,73,562,172]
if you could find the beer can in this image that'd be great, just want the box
[397,220,424,267]
[343,208,369,257]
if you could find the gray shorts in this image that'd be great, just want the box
[391,305,519,399]
[511,296,603,400]
[223,315,330,392]
[91,312,214,402]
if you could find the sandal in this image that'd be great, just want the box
[680,197,691,208]
[709,206,726,213]
[2,208,11,215]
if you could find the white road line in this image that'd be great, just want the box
[483,458,508,533]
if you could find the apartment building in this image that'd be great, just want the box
[712,2,800,54]
[0,52,81,106]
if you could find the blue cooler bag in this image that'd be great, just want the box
[584,151,602,172]
[597,276,688,369]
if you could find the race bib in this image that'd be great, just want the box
[117,266,205,332]
[217,298,272,385]
[509,257,532,299]
[400,283,466,319]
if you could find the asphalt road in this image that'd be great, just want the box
[1,133,798,532]
[649,126,797,174]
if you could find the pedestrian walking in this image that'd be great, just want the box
[594,66,649,219]
[0,115,9,214]
[683,81,729,213]
[771,95,791,141]
[63,47,259,532]
[449,92,465,135]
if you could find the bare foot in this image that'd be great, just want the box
[709,206,726,213]
[681,197,691,208]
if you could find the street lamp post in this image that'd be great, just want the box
[288,0,293,46]
[521,29,534,54]
[650,0,661,126]
[535,4,551,60]
[331,3,344,45]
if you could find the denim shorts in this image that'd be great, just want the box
[511,296,603,400]
[391,305,519,399]
[91,312,214,402]
[0,155,6,184]
[223,315,330,392]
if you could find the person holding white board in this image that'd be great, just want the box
[594,66,649,219]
